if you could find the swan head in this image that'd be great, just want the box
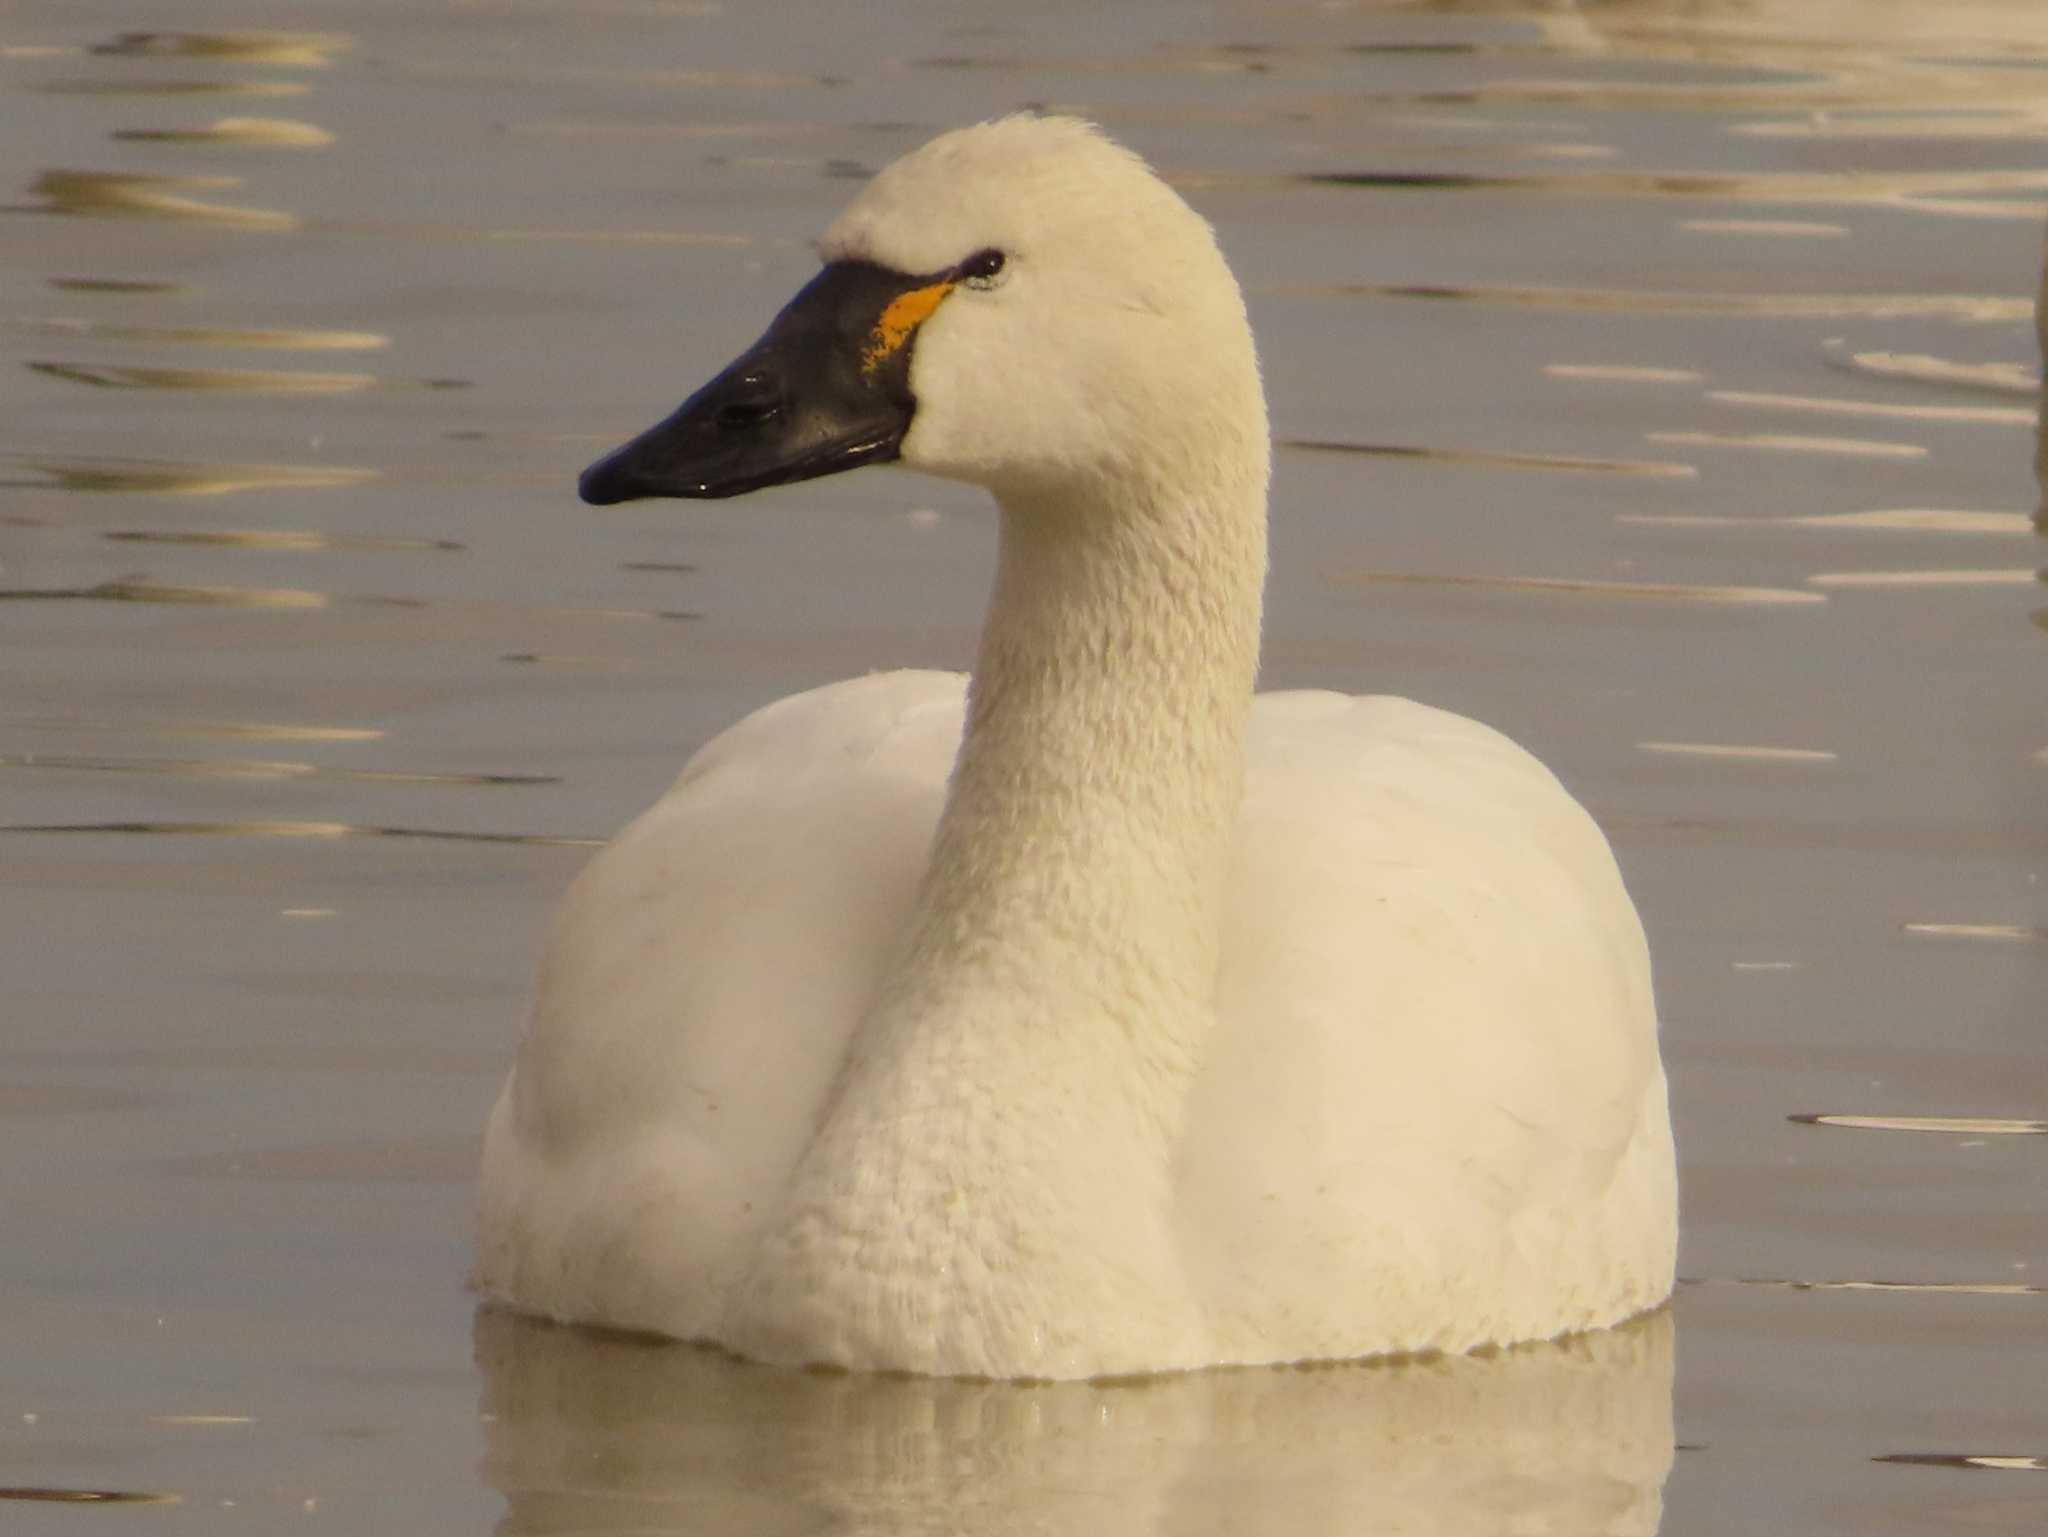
[580,115,1266,508]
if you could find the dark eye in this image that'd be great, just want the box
[958,248,1007,286]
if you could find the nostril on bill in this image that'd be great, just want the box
[716,397,782,432]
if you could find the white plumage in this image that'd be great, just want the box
[477,115,1676,1379]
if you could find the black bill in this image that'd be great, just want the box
[578,260,955,505]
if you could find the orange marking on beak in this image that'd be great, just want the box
[862,281,954,376]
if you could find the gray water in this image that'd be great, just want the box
[3,1,2044,1532]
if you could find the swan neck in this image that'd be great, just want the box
[908,463,1268,1016]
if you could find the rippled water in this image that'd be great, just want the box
[3,1,2043,1532]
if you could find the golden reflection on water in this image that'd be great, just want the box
[0,576,695,628]
[1367,74,2048,118]
[3,455,377,495]
[1284,281,2033,324]
[1545,364,1702,384]
[2,717,383,743]
[1791,1114,2048,1135]
[1706,390,2036,427]
[0,1488,182,1506]
[101,527,462,551]
[17,320,387,350]
[112,118,334,148]
[89,31,350,67]
[1903,922,2048,942]
[1301,166,2048,218]
[0,578,330,609]
[0,754,554,787]
[1647,430,1927,460]
[30,363,463,394]
[0,819,602,847]
[1826,347,2042,395]
[1787,510,2033,535]
[1876,1454,2048,1472]
[1343,571,1827,606]
[1637,742,1838,764]
[1680,218,1849,237]
[1734,113,2048,142]
[33,79,306,100]
[1806,568,2038,589]
[1619,510,2034,535]
[19,170,297,229]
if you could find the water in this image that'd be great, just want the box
[3,1,2043,1531]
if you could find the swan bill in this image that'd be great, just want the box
[579,261,951,504]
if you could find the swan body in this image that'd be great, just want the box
[478,115,1676,1379]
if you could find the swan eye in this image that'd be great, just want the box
[957,248,1007,288]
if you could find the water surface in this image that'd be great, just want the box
[3,1,2043,1532]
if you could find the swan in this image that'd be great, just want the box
[476,114,1676,1380]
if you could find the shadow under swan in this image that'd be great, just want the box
[474,1306,1674,1537]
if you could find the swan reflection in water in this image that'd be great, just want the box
[475,1305,1673,1537]
[2036,226,2046,525]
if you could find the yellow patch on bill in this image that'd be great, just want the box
[862,282,952,376]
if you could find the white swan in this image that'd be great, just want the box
[477,115,1676,1380]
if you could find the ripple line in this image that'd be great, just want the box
[1904,922,2047,942]
[0,819,601,847]
[0,580,692,623]
[1648,429,1926,460]
[0,579,328,609]
[90,30,349,66]
[1791,1114,2047,1135]
[101,528,463,552]
[1284,436,1695,478]
[1875,1453,2047,1472]
[10,321,387,351]
[1821,345,2042,396]
[1807,568,2038,588]
[0,1487,181,1504]
[1638,741,1837,763]
[0,754,555,786]
[1544,363,1703,383]
[1681,218,1849,237]
[33,363,464,394]
[1279,281,2032,324]
[1342,570,1826,605]
[2,453,378,496]
[113,117,333,148]
[1618,510,2033,535]
[1708,389,2036,426]
[15,170,295,230]
[1683,1277,2044,1296]
[0,716,381,743]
